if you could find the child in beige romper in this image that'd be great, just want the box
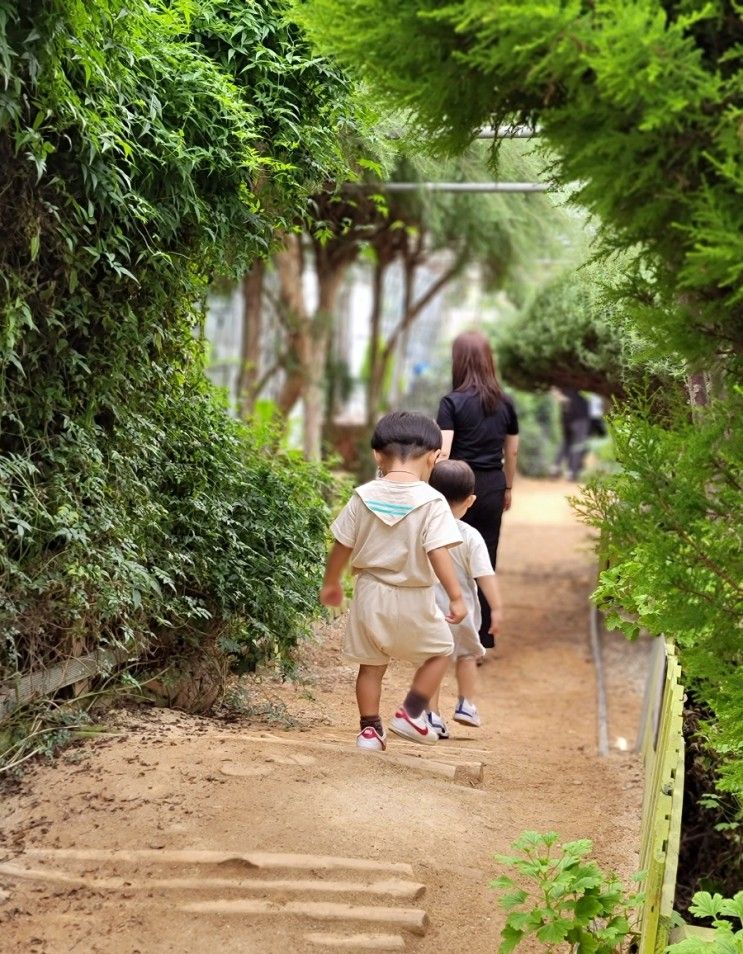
[320,411,466,750]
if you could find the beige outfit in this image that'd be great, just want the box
[434,520,494,659]
[331,480,462,666]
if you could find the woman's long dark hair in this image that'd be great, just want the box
[451,330,503,414]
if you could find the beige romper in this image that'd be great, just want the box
[331,480,462,667]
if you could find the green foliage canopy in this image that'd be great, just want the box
[294,0,743,371]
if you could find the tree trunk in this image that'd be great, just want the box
[365,257,388,430]
[389,255,416,406]
[237,261,265,419]
[370,252,465,425]
[275,235,309,417]
[302,264,346,461]
[686,371,709,408]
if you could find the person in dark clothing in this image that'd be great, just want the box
[551,388,590,481]
[436,331,519,649]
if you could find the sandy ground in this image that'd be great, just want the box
[0,479,646,954]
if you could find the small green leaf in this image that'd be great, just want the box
[536,918,573,943]
[498,925,524,954]
[501,890,529,910]
[689,892,726,920]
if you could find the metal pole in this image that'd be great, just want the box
[386,124,537,140]
[478,125,537,139]
[373,182,550,193]
[589,602,610,757]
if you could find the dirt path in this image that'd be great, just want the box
[0,479,644,953]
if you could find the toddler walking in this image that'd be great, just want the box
[426,460,502,738]
[320,411,466,750]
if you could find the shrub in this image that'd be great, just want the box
[0,385,335,680]
[491,831,641,954]
[508,389,561,477]
[495,261,682,400]
[576,390,743,795]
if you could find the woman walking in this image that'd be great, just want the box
[437,331,519,649]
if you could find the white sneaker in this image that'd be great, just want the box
[453,698,481,727]
[426,711,450,740]
[356,726,387,751]
[388,708,438,745]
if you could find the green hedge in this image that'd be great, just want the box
[0,1,352,684]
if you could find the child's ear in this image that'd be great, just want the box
[462,493,477,513]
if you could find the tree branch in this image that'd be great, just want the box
[382,251,466,362]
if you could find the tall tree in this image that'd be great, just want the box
[360,142,570,429]
[244,140,571,453]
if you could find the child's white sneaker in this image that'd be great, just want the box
[356,726,387,750]
[389,708,438,745]
[426,711,450,740]
[453,698,481,727]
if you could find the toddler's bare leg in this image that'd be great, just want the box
[456,655,478,702]
[356,664,387,717]
[410,654,450,706]
[428,685,442,715]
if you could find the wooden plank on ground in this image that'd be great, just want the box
[22,848,415,878]
[0,863,425,900]
[180,899,429,935]
[305,932,405,950]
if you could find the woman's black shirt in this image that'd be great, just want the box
[437,388,519,471]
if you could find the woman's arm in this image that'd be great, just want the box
[439,429,454,461]
[503,434,519,511]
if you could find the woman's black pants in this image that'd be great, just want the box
[461,467,506,649]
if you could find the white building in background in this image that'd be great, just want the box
[204,253,490,428]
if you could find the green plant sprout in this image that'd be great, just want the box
[667,892,743,954]
[491,831,643,953]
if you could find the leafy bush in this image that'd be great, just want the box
[0,1,354,690]
[667,891,743,954]
[0,385,335,679]
[491,831,641,953]
[677,700,743,917]
[495,260,682,399]
[576,391,743,795]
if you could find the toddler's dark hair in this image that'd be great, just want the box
[429,459,476,503]
[371,411,442,461]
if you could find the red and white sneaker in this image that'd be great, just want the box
[356,726,387,751]
[388,708,438,745]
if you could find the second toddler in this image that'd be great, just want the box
[427,459,502,738]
